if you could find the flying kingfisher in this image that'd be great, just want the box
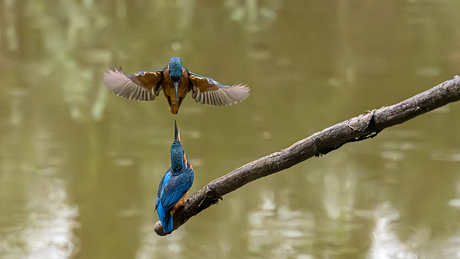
[155,120,194,233]
[103,57,250,114]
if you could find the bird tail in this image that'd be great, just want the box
[157,205,174,233]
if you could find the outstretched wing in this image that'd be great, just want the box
[103,67,164,101]
[160,171,194,211]
[188,71,249,106]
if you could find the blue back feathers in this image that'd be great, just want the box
[168,57,183,80]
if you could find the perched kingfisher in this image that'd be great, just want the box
[155,120,194,233]
[103,57,250,114]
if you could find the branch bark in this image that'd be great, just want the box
[155,76,460,236]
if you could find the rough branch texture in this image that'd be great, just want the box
[155,76,460,235]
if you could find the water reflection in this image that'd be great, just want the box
[370,202,418,259]
[247,190,315,258]
[368,200,460,259]
[21,178,80,258]
[0,122,79,258]
[136,223,186,259]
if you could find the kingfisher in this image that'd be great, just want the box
[103,57,250,114]
[155,120,194,233]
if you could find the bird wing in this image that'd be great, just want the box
[103,67,163,101]
[155,170,171,210]
[188,71,249,106]
[160,171,194,211]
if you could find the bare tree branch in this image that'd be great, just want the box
[154,76,460,236]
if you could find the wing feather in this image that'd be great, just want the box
[188,72,249,106]
[155,171,170,210]
[160,172,194,211]
[103,67,163,101]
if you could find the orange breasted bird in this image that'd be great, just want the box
[155,120,194,233]
[103,57,249,114]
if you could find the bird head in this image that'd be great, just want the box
[168,57,183,103]
[170,120,184,174]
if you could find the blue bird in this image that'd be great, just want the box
[155,120,194,233]
[103,57,250,114]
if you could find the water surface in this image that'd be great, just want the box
[1,1,460,258]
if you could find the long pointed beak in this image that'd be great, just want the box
[174,82,179,103]
[174,120,180,142]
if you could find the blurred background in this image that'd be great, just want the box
[1,0,460,258]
